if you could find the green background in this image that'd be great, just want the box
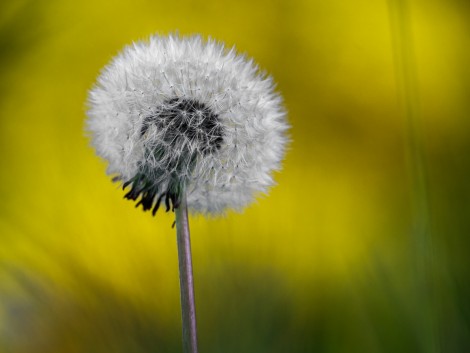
[1,0,469,352]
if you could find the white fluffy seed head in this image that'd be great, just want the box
[86,34,289,216]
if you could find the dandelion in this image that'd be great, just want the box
[87,34,288,216]
[86,34,289,353]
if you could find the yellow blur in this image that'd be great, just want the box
[1,0,469,352]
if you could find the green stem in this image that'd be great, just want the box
[175,190,199,353]
[388,1,439,352]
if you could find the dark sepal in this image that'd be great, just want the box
[122,174,184,217]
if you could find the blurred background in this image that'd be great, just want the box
[0,0,469,352]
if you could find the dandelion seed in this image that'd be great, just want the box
[86,34,288,216]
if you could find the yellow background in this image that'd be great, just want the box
[1,0,469,352]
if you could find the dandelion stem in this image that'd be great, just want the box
[175,190,199,353]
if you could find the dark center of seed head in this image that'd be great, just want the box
[123,98,224,216]
[141,98,224,153]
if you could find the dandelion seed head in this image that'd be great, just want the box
[86,34,289,215]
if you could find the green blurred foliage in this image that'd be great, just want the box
[0,0,469,352]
